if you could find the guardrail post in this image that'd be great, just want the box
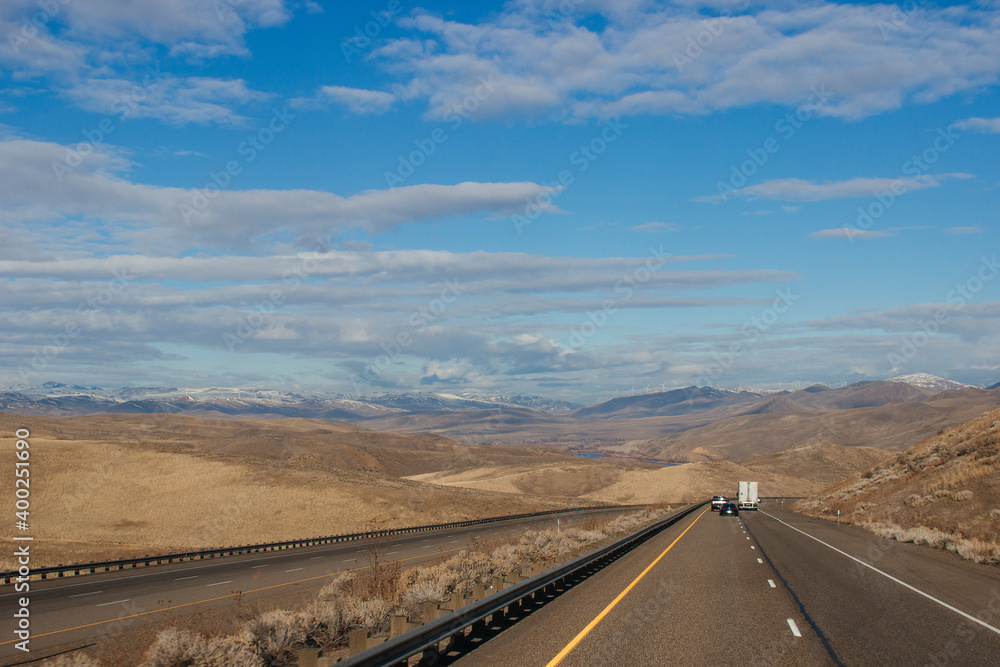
[298,648,320,667]
[472,584,485,600]
[349,629,368,656]
[390,615,420,638]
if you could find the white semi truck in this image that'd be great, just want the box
[737,481,759,510]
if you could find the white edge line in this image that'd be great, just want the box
[787,618,802,637]
[760,510,1000,637]
[97,598,131,607]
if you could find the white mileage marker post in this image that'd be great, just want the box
[13,427,33,653]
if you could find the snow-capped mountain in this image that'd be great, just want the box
[885,373,978,392]
[0,385,580,418]
[456,391,582,413]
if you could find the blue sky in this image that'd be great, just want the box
[1,0,998,402]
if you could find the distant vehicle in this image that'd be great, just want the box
[711,495,728,511]
[719,502,739,516]
[737,481,759,510]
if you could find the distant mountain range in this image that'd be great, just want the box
[4,375,998,464]
[0,382,583,419]
[1,374,990,422]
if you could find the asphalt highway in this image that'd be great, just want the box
[0,507,624,662]
[456,503,1000,666]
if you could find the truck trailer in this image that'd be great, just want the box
[737,481,759,510]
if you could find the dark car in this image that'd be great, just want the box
[711,495,728,511]
[719,502,739,516]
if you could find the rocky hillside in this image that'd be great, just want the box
[796,408,1000,565]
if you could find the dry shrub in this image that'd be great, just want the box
[951,489,973,502]
[865,521,1000,566]
[140,628,262,667]
[138,508,670,663]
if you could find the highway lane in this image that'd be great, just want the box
[456,502,1000,666]
[0,507,624,661]
[747,505,1000,665]
[456,506,830,666]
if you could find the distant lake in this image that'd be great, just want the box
[572,452,678,466]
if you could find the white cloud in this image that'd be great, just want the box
[371,2,1000,122]
[808,228,890,240]
[944,226,986,235]
[0,138,564,249]
[63,75,270,126]
[0,0,287,124]
[630,221,680,233]
[293,86,396,115]
[952,117,1000,134]
[695,175,969,203]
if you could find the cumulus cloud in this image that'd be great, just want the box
[370,2,1000,122]
[0,0,286,123]
[293,85,396,115]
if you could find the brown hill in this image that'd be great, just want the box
[737,442,893,487]
[411,442,887,506]
[796,407,1000,565]
[3,412,593,478]
[637,389,1000,462]
[0,413,603,570]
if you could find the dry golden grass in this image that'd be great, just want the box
[797,407,1000,565]
[582,459,817,504]
[0,427,578,571]
[408,441,890,505]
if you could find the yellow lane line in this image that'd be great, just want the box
[545,508,709,667]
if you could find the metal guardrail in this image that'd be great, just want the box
[338,502,707,667]
[1,505,641,585]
